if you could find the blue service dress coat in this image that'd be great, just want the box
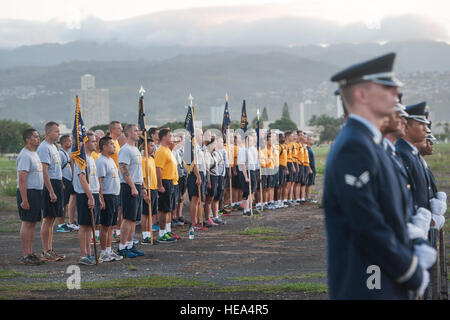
[395,139,431,210]
[323,117,422,299]
[384,140,415,222]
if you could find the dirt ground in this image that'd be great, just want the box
[0,178,329,300]
[0,173,448,300]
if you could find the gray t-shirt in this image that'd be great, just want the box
[16,148,44,190]
[238,147,248,172]
[37,140,62,180]
[118,143,143,185]
[73,155,99,194]
[59,148,72,181]
[96,155,120,195]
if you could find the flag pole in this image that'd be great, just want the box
[190,94,204,226]
[225,93,233,209]
[140,86,153,245]
[257,109,264,212]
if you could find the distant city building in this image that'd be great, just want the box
[70,74,110,130]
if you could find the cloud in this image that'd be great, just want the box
[0,6,448,48]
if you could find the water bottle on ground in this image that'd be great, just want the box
[189,226,195,240]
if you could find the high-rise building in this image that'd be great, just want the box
[70,74,109,130]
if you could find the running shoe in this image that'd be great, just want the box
[41,250,59,262]
[157,233,176,243]
[100,252,113,262]
[141,237,152,245]
[212,217,226,225]
[205,218,218,227]
[48,249,65,261]
[67,223,80,231]
[118,248,137,258]
[78,256,95,265]
[109,251,124,261]
[167,232,181,240]
[128,246,145,256]
[57,224,71,233]
[20,254,43,266]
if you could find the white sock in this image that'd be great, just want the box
[101,249,106,255]
[107,247,112,253]
[166,223,171,233]
[119,243,127,250]
[159,229,165,237]
[95,230,99,238]
[126,241,133,249]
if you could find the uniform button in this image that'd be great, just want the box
[406,184,411,189]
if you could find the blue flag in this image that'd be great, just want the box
[183,106,195,173]
[222,100,231,136]
[240,100,248,133]
[71,96,88,171]
[256,116,260,150]
[138,95,146,150]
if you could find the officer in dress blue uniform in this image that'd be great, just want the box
[324,53,434,299]
[396,102,431,211]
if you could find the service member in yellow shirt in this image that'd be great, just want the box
[140,138,158,245]
[154,128,179,243]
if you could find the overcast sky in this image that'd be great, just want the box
[1,0,449,48]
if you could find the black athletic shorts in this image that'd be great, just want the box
[187,171,205,201]
[232,169,241,189]
[120,183,143,222]
[215,175,225,201]
[279,165,287,185]
[287,162,295,182]
[307,170,316,186]
[293,163,300,183]
[178,176,187,202]
[158,179,174,213]
[17,189,42,223]
[171,184,179,212]
[143,189,158,216]
[207,175,220,198]
[76,193,100,226]
[62,177,75,206]
[100,194,119,226]
[42,179,64,218]
[224,168,231,189]
[272,171,279,188]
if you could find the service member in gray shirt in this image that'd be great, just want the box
[73,132,101,265]
[36,121,65,262]
[16,129,44,265]
[96,136,123,262]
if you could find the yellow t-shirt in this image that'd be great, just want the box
[91,151,100,161]
[286,142,293,163]
[262,147,274,169]
[279,143,288,167]
[273,145,280,168]
[142,156,157,190]
[224,143,234,168]
[154,145,178,182]
[111,139,120,168]
[297,143,304,166]
[303,144,310,166]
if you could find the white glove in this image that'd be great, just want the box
[412,208,432,236]
[414,244,437,270]
[431,214,445,230]
[430,198,446,216]
[436,191,447,202]
[416,269,430,298]
[407,222,427,240]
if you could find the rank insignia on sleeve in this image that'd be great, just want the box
[345,171,370,188]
